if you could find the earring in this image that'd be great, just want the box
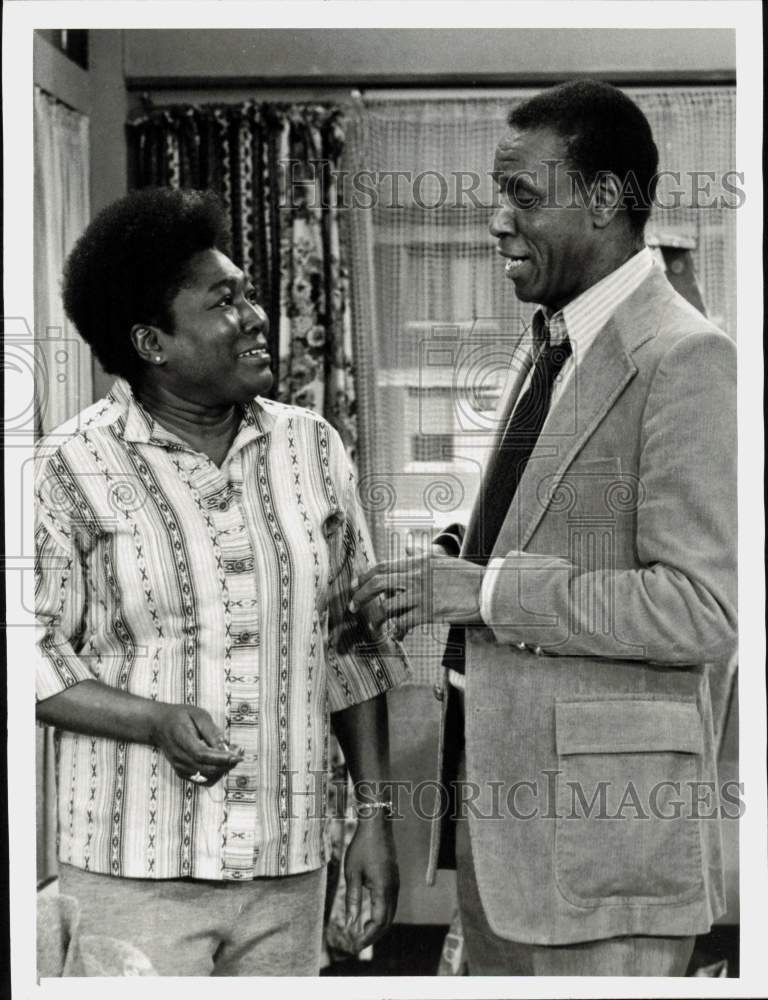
[155,356,162,362]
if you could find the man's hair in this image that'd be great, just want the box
[62,187,231,383]
[508,80,659,234]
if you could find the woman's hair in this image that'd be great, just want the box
[62,187,231,383]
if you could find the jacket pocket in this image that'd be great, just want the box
[553,696,705,907]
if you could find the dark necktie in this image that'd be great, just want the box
[442,317,572,673]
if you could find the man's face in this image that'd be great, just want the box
[490,126,599,312]
[159,248,273,406]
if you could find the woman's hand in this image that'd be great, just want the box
[343,816,399,950]
[36,680,242,786]
[331,697,399,950]
[148,703,244,785]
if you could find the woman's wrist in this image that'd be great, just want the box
[354,796,394,821]
[352,779,394,821]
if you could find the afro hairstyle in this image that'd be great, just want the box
[62,187,232,383]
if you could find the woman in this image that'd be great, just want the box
[35,188,407,976]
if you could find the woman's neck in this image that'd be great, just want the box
[135,381,240,466]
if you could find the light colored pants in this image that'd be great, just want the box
[58,862,327,976]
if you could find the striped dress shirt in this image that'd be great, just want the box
[35,378,409,880]
[448,247,656,689]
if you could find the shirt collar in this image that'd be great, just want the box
[535,247,655,355]
[111,377,275,450]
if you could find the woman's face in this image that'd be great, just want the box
[158,248,273,406]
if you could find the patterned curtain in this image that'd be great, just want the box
[128,100,362,964]
[128,101,358,459]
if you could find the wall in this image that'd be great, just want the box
[89,32,129,217]
[123,28,735,86]
[33,30,130,402]
[33,32,129,222]
[89,31,130,400]
[33,32,90,114]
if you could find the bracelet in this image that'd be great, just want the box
[355,798,393,819]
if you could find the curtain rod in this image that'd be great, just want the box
[130,78,736,114]
[34,85,84,115]
[126,70,735,93]
[358,83,736,101]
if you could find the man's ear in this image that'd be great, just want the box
[590,172,623,229]
[130,324,166,366]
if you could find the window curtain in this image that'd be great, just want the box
[127,100,364,963]
[34,86,92,885]
[128,101,359,458]
[33,88,92,433]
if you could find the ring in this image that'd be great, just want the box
[189,771,207,784]
[381,619,399,640]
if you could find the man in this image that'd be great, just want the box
[352,80,737,976]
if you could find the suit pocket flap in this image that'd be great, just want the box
[555,698,703,755]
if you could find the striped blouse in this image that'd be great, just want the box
[35,378,409,880]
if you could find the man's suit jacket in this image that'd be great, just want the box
[427,265,737,945]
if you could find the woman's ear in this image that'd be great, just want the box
[130,324,166,366]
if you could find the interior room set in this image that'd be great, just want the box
[33,26,738,977]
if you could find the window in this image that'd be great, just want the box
[411,433,454,463]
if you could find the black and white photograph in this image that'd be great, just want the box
[3,2,765,997]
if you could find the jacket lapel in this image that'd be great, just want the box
[484,267,673,554]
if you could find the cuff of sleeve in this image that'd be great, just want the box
[326,639,411,713]
[36,651,95,703]
[433,531,463,558]
[485,552,573,649]
[480,557,507,625]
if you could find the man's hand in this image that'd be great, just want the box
[351,552,485,640]
[344,818,399,950]
[148,703,243,785]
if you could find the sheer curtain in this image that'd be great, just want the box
[343,87,737,688]
[33,87,92,434]
[34,87,92,884]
